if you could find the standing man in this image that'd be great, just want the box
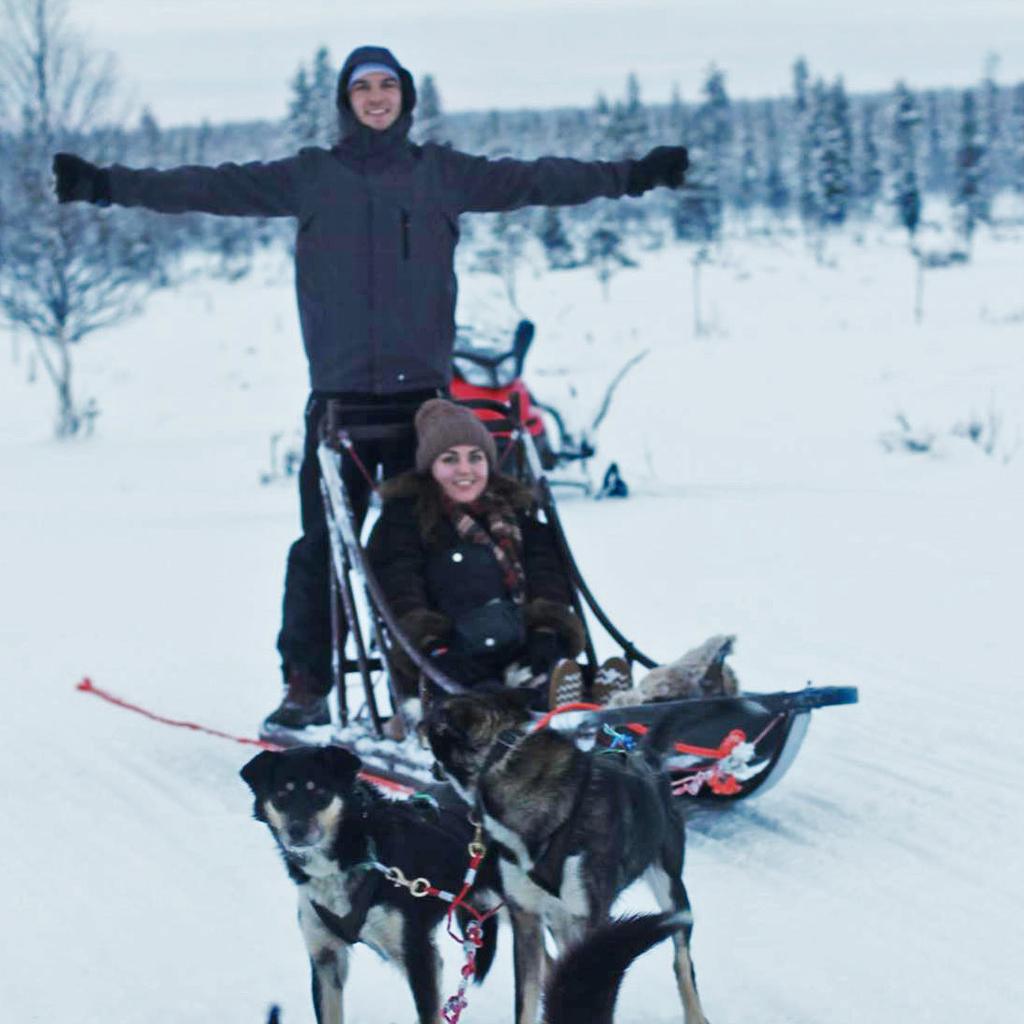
[53,45,688,732]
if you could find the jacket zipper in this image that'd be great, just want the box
[400,209,410,259]
[367,184,377,389]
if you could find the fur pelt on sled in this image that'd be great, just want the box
[606,634,740,708]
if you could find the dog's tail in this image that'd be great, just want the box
[542,912,686,1024]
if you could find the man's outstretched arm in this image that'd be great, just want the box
[443,145,688,214]
[53,153,302,218]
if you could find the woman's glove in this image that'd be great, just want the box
[53,153,112,206]
[626,146,689,196]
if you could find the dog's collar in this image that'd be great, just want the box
[479,727,525,776]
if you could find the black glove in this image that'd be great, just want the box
[53,153,112,206]
[626,146,689,196]
[526,629,564,676]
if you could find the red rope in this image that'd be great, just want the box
[77,677,280,749]
[531,701,602,732]
[75,677,414,795]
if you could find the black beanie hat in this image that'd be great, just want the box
[414,399,498,474]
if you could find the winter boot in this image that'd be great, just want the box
[262,666,331,730]
[592,655,633,704]
[547,659,585,710]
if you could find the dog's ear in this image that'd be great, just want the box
[240,749,279,794]
[321,744,362,788]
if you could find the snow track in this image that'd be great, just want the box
[3,238,1022,1022]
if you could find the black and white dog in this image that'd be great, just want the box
[423,689,711,1024]
[240,745,501,1024]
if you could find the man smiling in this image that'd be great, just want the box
[346,62,403,130]
[53,44,688,732]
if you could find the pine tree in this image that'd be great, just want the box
[416,74,446,144]
[286,47,336,148]
[700,66,732,172]
[607,72,647,158]
[890,82,922,240]
[537,207,575,269]
[735,105,759,221]
[668,83,687,140]
[954,88,987,245]
[762,101,790,219]
[814,78,853,227]
[286,67,316,145]
[310,46,337,142]
[855,100,883,218]
[671,65,729,242]
[979,63,1002,211]
[919,92,944,195]
[793,58,817,228]
[1012,82,1024,197]
[138,107,162,164]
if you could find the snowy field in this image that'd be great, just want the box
[2,226,1023,1023]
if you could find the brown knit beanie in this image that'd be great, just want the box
[414,399,497,474]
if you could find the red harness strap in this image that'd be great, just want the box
[373,823,501,1024]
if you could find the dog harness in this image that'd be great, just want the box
[475,727,596,897]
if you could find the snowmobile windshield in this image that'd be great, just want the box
[452,351,520,388]
[452,324,525,388]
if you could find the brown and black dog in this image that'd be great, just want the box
[423,689,711,1024]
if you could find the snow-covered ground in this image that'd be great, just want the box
[2,226,1023,1023]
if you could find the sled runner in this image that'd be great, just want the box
[259,395,858,803]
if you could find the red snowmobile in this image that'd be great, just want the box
[450,319,627,497]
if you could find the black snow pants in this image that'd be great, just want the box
[275,389,440,693]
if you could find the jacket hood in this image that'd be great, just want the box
[336,45,417,121]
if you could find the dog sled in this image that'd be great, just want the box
[260,395,857,803]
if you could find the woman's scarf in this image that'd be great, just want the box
[444,491,526,605]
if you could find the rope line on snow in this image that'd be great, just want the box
[76,677,279,749]
[74,677,414,795]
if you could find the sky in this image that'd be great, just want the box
[62,0,1024,128]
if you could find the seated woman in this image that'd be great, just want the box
[366,398,588,712]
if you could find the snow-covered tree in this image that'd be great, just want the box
[667,83,688,140]
[672,66,729,242]
[286,46,335,148]
[416,73,446,144]
[954,88,987,246]
[604,72,647,158]
[0,0,156,437]
[889,81,922,240]
[1012,82,1024,198]
[762,101,790,220]
[735,105,760,222]
[585,223,635,299]
[792,58,816,227]
[537,207,575,269]
[854,99,883,218]
[979,58,1001,207]
[811,78,854,228]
